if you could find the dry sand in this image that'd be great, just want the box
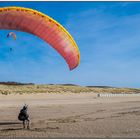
[0,93,140,138]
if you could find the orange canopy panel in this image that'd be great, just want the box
[7,32,17,40]
[0,7,80,70]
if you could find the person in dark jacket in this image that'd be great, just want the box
[18,104,30,129]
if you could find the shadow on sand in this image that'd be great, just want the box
[1,127,59,132]
[0,122,21,125]
[1,128,22,131]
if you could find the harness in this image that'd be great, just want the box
[18,108,29,121]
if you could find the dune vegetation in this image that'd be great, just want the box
[0,83,139,95]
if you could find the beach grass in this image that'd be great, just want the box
[0,84,139,95]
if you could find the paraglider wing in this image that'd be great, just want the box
[0,7,80,70]
[7,32,16,40]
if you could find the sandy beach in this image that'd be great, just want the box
[0,93,140,138]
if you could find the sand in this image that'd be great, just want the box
[0,93,140,138]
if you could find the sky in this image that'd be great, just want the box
[0,2,140,88]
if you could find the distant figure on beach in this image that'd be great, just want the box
[18,104,30,129]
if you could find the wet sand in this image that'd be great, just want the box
[0,93,140,138]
